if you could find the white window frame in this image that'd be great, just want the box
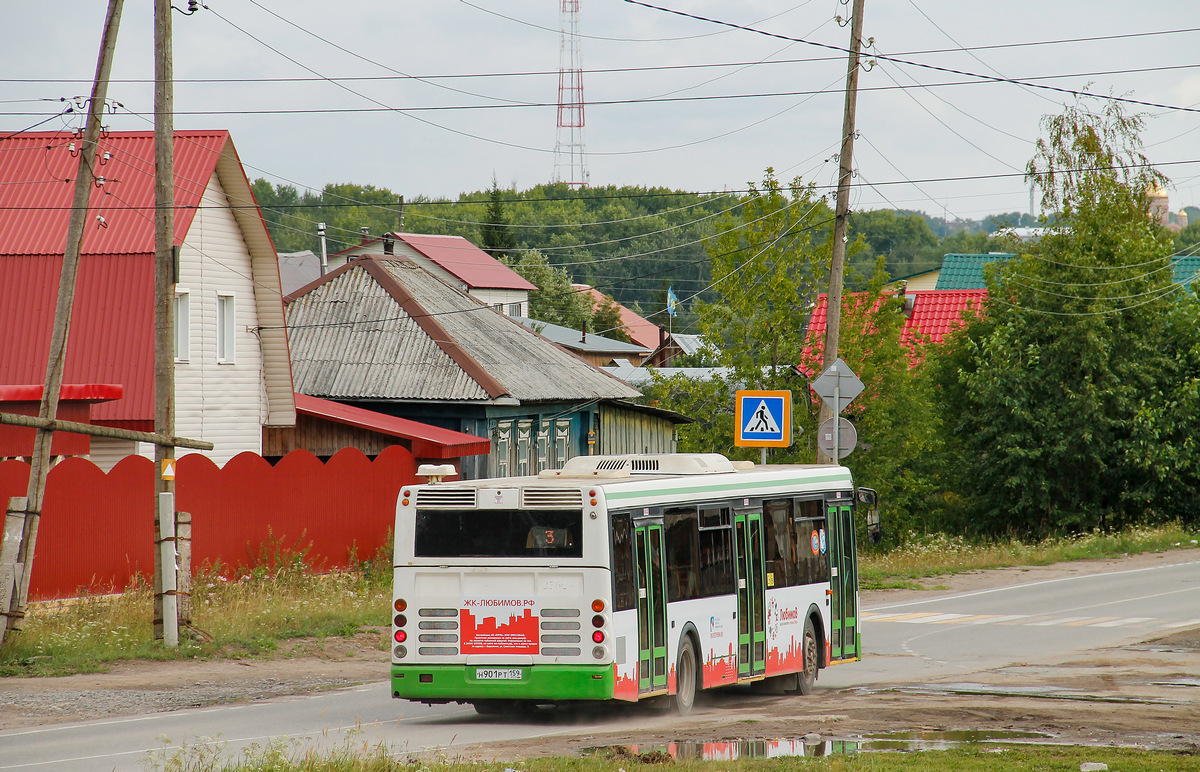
[217,292,236,364]
[174,289,190,363]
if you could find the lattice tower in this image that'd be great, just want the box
[553,0,589,187]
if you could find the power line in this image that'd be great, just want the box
[622,0,1200,116]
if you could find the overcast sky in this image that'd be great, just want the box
[5,1,1199,224]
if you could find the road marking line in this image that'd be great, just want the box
[1028,616,1093,626]
[932,614,998,624]
[1069,616,1118,626]
[894,613,971,624]
[866,612,944,622]
[1157,618,1200,629]
[976,615,1031,625]
[1090,617,1154,627]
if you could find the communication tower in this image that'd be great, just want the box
[554,0,589,188]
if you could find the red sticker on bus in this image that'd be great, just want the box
[810,530,820,555]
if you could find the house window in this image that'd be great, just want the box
[508,303,521,317]
[217,292,235,363]
[174,290,190,363]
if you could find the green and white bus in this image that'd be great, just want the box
[390,453,876,714]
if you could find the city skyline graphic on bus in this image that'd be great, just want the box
[459,607,539,654]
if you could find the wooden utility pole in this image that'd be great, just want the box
[0,0,125,647]
[153,0,178,644]
[818,0,866,464]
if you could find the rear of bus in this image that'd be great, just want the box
[391,478,616,708]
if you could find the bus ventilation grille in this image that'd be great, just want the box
[415,488,477,507]
[594,459,629,471]
[629,458,660,472]
[522,489,584,508]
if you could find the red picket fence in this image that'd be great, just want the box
[0,445,416,599]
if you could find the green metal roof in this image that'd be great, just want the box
[1173,256,1200,288]
[934,253,1014,290]
[931,252,1199,291]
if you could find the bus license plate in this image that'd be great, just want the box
[476,668,522,680]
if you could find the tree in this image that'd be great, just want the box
[932,98,1196,537]
[479,176,517,258]
[849,209,939,278]
[501,250,594,329]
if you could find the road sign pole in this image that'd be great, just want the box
[833,380,841,464]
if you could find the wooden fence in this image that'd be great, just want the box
[0,445,416,599]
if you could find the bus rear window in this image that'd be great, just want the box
[414,509,583,558]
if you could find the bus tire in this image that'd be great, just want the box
[798,617,818,695]
[673,635,699,715]
[472,700,507,715]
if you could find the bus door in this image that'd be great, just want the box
[826,499,860,661]
[634,521,668,694]
[733,509,766,678]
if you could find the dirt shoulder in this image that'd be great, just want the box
[2,548,1198,752]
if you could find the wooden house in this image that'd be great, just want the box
[286,255,686,478]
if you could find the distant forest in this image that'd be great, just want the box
[251,179,1200,333]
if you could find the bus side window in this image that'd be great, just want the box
[763,499,796,587]
[698,506,735,597]
[612,513,636,611]
[664,507,700,601]
[794,499,830,585]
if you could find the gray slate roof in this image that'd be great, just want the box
[513,316,651,356]
[287,256,639,404]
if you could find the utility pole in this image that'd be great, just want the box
[0,0,125,646]
[818,0,866,464]
[153,0,178,645]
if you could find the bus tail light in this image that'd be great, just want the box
[394,629,407,643]
[394,614,407,627]
[591,599,605,612]
[592,630,605,643]
[591,615,604,628]
[394,598,407,613]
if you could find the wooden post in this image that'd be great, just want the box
[818,0,865,464]
[0,499,28,637]
[0,0,125,646]
[153,0,177,643]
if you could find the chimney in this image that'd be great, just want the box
[360,226,370,245]
[382,232,394,255]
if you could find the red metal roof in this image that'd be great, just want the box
[0,131,237,427]
[0,384,123,402]
[293,393,491,459]
[0,254,153,426]
[0,131,231,254]
[805,290,987,368]
[334,233,537,291]
[400,234,536,291]
[574,284,664,349]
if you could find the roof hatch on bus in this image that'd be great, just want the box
[539,453,750,479]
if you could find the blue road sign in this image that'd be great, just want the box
[734,390,791,447]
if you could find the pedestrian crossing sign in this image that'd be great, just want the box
[735,390,791,447]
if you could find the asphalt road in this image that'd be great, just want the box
[3,556,1197,772]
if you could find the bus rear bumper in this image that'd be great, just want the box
[391,663,614,702]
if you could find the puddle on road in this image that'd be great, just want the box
[584,730,1054,761]
[1149,677,1200,688]
[861,730,1052,751]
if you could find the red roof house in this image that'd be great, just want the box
[573,284,666,350]
[806,289,987,366]
[326,232,536,316]
[0,130,295,467]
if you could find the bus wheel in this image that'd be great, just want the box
[673,636,698,715]
[798,618,818,695]
[472,700,507,715]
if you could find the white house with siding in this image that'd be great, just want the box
[0,130,294,469]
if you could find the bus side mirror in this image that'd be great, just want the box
[857,487,882,545]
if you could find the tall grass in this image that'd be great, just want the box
[861,522,1200,590]
[0,531,393,677]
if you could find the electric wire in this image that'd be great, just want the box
[621,0,1200,116]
